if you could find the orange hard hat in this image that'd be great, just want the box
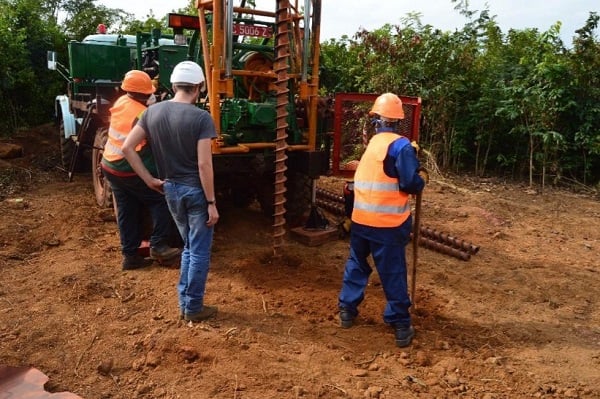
[369,93,405,120]
[121,70,155,95]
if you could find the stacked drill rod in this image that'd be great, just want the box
[419,226,479,260]
[315,187,479,261]
[315,187,345,215]
[411,230,478,261]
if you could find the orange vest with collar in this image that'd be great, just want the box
[103,95,146,162]
[351,132,411,228]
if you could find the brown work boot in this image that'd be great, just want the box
[150,245,181,265]
[184,305,218,322]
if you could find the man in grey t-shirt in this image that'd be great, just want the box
[123,61,219,322]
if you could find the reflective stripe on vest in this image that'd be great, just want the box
[102,96,146,162]
[351,132,410,228]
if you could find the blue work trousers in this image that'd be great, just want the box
[338,217,413,327]
[163,181,213,315]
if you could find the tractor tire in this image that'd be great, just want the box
[92,128,112,208]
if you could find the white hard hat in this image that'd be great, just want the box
[170,61,205,85]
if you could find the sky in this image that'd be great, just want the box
[98,0,597,44]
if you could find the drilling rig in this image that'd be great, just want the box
[196,0,327,252]
[48,1,330,252]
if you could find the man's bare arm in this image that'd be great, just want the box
[197,138,219,226]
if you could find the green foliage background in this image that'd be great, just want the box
[320,2,600,187]
[0,0,194,135]
[0,0,598,187]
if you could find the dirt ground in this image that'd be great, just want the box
[1,125,599,399]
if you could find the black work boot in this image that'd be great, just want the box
[394,325,415,348]
[122,254,153,271]
[150,245,181,265]
[339,309,356,328]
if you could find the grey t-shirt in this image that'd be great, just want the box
[138,101,217,188]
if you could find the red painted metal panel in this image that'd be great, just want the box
[332,93,422,177]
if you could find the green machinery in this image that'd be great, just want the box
[197,1,330,251]
[49,2,331,250]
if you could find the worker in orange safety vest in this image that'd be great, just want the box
[101,70,180,270]
[338,93,428,348]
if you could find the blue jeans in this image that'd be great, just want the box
[103,170,173,256]
[163,181,213,315]
[338,217,413,327]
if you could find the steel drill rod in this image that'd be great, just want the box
[315,187,344,203]
[420,226,480,254]
[272,0,292,254]
[410,234,471,261]
[315,198,345,216]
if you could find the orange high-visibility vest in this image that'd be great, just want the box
[102,95,146,162]
[351,132,411,228]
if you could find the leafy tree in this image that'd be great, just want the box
[319,1,600,187]
[121,12,164,35]
[566,12,600,185]
[497,24,571,186]
[0,0,65,134]
[59,0,131,39]
[319,36,364,93]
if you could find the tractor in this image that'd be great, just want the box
[47,19,194,206]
